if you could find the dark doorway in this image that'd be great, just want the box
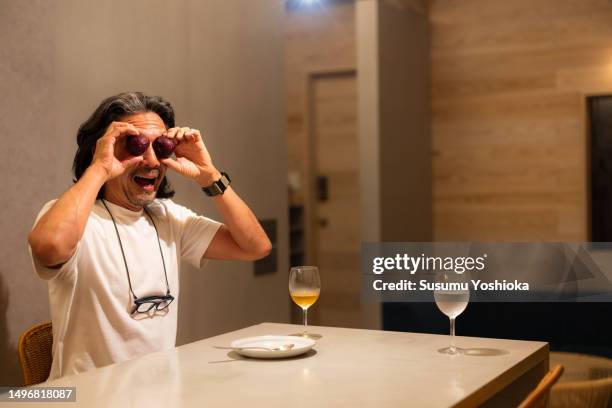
[589,95,612,241]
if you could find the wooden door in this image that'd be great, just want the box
[308,71,362,328]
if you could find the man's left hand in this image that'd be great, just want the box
[160,127,221,187]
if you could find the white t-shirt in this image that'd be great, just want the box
[29,199,222,380]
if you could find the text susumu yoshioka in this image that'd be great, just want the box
[372,279,530,291]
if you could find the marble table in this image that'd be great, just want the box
[17,323,549,407]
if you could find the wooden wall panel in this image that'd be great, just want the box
[429,0,612,241]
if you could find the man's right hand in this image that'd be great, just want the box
[91,121,144,181]
[29,123,144,268]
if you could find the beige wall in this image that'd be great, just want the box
[0,0,288,386]
[378,0,431,241]
[356,0,431,329]
[430,0,605,241]
[356,0,431,245]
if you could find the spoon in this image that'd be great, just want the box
[215,343,295,351]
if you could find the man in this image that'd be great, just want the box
[28,92,272,380]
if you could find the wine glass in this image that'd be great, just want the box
[289,266,321,337]
[434,271,470,355]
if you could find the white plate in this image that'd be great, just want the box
[230,335,316,359]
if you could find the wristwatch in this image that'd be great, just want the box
[202,172,231,196]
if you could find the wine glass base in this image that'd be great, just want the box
[289,332,322,340]
[438,347,463,355]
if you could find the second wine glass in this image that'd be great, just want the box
[289,266,321,338]
[434,271,470,355]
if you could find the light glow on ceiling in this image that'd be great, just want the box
[287,0,324,9]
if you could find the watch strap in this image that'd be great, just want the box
[202,172,231,196]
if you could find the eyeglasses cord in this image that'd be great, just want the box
[101,199,171,301]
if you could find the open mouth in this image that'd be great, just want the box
[132,175,158,191]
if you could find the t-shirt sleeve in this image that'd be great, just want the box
[29,199,80,281]
[167,201,222,269]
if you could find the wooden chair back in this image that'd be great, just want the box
[17,321,53,385]
[518,365,565,408]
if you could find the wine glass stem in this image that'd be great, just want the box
[303,308,308,334]
[449,317,456,353]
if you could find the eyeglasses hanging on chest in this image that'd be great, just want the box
[101,199,175,316]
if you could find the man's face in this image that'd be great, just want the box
[103,112,168,210]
